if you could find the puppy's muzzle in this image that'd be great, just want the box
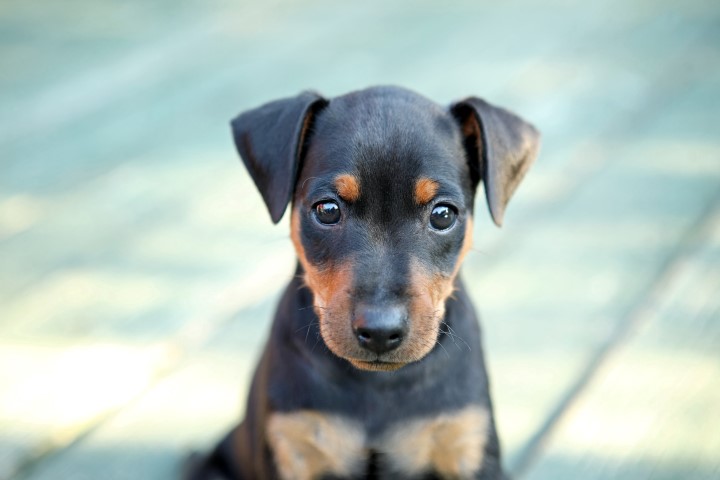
[352,303,408,355]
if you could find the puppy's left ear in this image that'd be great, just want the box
[451,98,540,227]
[231,91,328,224]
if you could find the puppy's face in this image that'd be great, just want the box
[291,91,475,371]
[232,86,539,372]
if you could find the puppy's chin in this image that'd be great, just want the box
[347,359,408,372]
[322,334,436,373]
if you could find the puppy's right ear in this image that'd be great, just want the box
[451,98,540,227]
[231,92,328,223]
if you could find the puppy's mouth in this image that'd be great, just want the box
[347,359,408,372]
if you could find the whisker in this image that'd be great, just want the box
[310,335,322,353]
[304,322,315,344]
[300,176,320,190]
[442,322,471,351]
[435,339,451,359]
[439,325,462,351]
[294,322,316,333]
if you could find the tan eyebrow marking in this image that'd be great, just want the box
[335,174,361,202]
[414,177,440,205]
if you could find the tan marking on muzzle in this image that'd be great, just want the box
[405,217,474,362]
[291,209,353,307]
[291,208,356,359]
[378,405,489,477]
[335,174,361,203]
[405,266,452,361]
[267,410,367,480]
[414,177,440,205]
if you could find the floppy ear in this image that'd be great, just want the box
[231,91,328,223]
[451,98,540,227]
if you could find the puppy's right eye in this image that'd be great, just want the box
[313,201,341,225]
[429,204,457,230]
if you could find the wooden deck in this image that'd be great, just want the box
[1,1,719,478]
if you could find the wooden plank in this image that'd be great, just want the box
[522,204,720,479]
[0,340,175,479]
[1,0,718,478]
[465,56,720,474]
[12,351,259,480]
[468,142,720,473]
[2,291,280,480]
[9,293,280,479]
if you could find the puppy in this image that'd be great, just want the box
[184,86,540,480]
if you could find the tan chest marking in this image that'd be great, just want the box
[266,410,367,480]
[378,406,490,478]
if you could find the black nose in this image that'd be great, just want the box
[352,304,408,354]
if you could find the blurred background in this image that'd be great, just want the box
[1,0,719,479]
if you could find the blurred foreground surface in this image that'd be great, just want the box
[1,0,719,479]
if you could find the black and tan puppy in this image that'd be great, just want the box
[185,86,540,479]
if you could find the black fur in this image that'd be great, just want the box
[231,91,328,223]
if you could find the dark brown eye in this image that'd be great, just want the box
[314,201,341,225]
[430,204,457,230]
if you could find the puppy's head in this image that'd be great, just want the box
[232,86,539,371]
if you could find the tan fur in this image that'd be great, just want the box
[404,216,474,361]
[291,205,474,370]
[267,411,367,480]
[292,199,416,368]
[335,174,361,202]
[414,177,439,204]
[404,262,449,361]
[291,209,353,311]
[291,208,356,361]
[378,406,489,478]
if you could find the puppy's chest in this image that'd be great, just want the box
[266,406,489,480]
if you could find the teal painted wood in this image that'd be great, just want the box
[522,197,720,480]
[1,0,719,478]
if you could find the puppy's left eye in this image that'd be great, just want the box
[429,204,457,230]
[314,201,341,225]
